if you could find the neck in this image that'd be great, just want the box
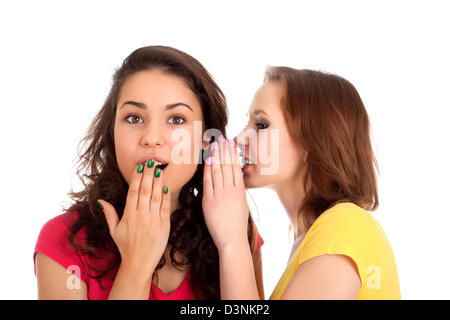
[170,189,181,214]
[271,176,307,240]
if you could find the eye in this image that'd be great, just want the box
[168,115,186,125]
[256,121,269,130]
[125,114,143,124]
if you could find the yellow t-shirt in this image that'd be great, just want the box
[270,202,401,300]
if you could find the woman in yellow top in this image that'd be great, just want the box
[201,67,401,299]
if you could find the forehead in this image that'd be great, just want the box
[248,80,285,116]
[117,69,201,113]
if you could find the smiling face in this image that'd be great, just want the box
[236,80,308,189]
[114,69,204,200]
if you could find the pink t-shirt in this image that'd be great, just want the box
[33,210,264,300]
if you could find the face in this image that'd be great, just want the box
[236,80,308,189]
[114,69,204,202]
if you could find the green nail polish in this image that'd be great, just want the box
[137,164,144,174]
[147,158,154,168]
[155,168,161,178]
[163,186,168,194]
[97,201,103,210]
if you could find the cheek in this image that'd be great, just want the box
[259,131,299,178]
[256,129,280,169]
[164,131,201,192]
[165,163,199,194]
[114,127,137,183]
[280,140,305,178]
[168,127,201,164]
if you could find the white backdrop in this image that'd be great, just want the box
[1,0,449,299]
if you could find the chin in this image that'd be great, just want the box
[243,176,263,189]
[244,173,280,189]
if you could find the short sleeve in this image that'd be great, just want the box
[33,212,89,283]
[251,223,264,253]
[255,232,264,252]
[297,204,379,286]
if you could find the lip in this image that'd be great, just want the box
[242,163,255,175]
[137,155,169,166]
[241,155,256,167]
[238,150,256,167]
[240,154,256,172]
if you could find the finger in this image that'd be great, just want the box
[218,135,226,164]
[137,158,156,213]
[219,136,234,187]
[124,164,145,216]
[211,141,223,190]
[97,199,119,235]
[230,138,245,188]
[150,167,163,215]
[203,156,214,197]
[160,185,171,222]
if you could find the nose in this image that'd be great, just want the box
[235,126,251,147]
[141,123,165,148]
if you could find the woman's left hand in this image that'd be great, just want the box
[202,136,250,252]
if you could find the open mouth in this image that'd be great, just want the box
[155,161,168,171]
[139,160,169,171]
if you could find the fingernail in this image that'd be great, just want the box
[163,186,168,194]
[206,157,212,165]
[137,164,144,174]
[219,135,226,143]
[213,142,219,150]
[97,200,103,211]
[155,168,161,178]
[147,159,154,168]
[229,139,235,148]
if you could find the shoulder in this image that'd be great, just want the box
[314,202,374,229]
[34,210,87,262]
[39,211,79,237]
[36,210,85,241]
[303,202,382,250]
[305,202,379,243]
[34,210,90,282]
[42,210,80,227]
[34,210,84,251]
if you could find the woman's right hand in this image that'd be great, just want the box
[202,137,250,252]
[97,160,171,274]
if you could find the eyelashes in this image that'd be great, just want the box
[125,114,142,124]
[256,121,269,130]
[124,114,186,125]
[168,115,186,125]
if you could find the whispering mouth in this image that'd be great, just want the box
[239,154,255,168]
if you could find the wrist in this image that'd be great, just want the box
[217,237,250,255]
[118,261,155,285]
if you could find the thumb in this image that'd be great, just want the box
[97,199,119,235]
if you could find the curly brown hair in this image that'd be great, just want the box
[264,67,379,230]
[62,46,258,299]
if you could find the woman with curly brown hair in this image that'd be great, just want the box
[203,67,401,299]
[33,46,264,300]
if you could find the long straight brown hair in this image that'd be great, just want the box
[265,67,379,230]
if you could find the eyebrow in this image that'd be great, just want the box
[246,109,269,117]
[120,101,193,112]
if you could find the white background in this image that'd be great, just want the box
[0,0,449,299]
